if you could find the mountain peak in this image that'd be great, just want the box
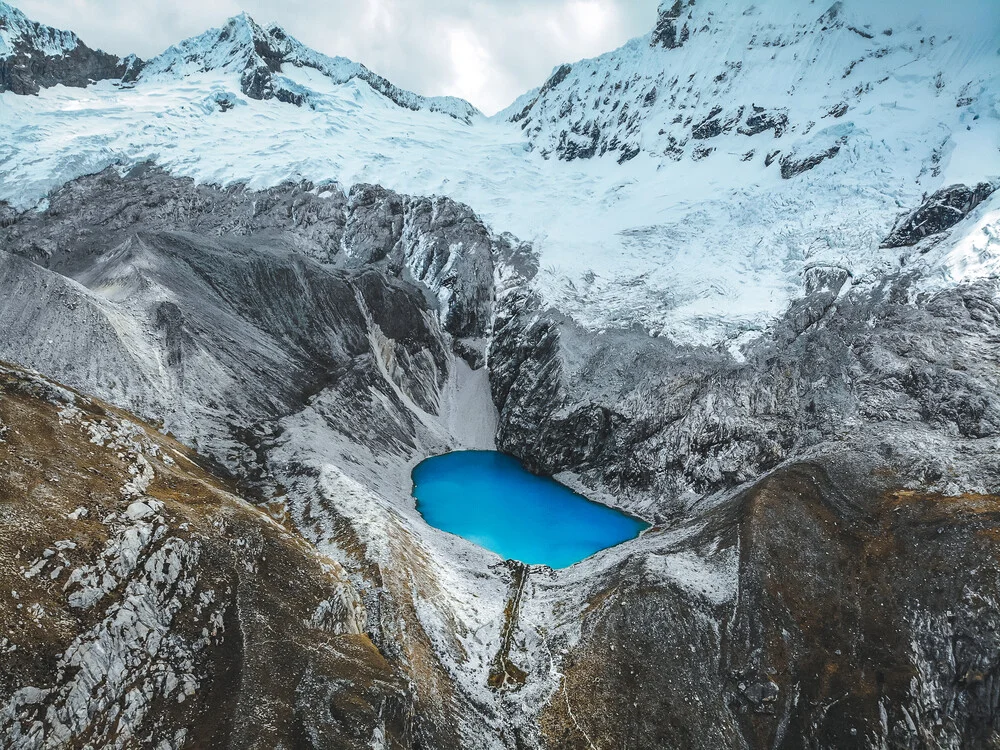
[140,12,273,78]
[0,1,133,94]
[0,0,80,58]
[136,13,480,121]
[0,2,478,120]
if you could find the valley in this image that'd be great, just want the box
[0,0,999,747]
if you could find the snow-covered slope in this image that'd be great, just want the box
[0,0,997,347]
[509,0,999,167]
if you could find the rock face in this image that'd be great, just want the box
[543,460,1000,749]
[779,143,842,179]
[0,169,513,747]
[0,1,135,94]
[882,182,998,248]
[0,361,413,749]
[503,0,993,174]
[1,161,1000,748]
[0,165,499,461]
[650,0,692,50]
[492,260,1000,517]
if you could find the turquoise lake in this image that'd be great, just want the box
[411,451,649,569]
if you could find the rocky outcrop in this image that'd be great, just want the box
[650,0,692,50]
[0,362,413,749]
[544,459,1000,748]
[779,143,842,178]
[882,182,998,248]
[0,42,131,94]
[490,255,1000,522]
[738,106,788,137]
[0,2,136,95]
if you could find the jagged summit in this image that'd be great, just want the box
[0,0,77,58]
[0,0,133,94]
[137,10,480,121]
[139,12,280,82]
[0,2,478,121]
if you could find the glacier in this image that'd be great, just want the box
[0,0,996,347]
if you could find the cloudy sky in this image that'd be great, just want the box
[17,0,659,114]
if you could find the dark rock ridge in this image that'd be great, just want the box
[490,259,1000,521]
[882,182,998,248]
[491,232,1000,748]
[738,106,788,137]
[650,0,693,50]
[0,1,138,94]
[778,142,843,179]
[0,164,508,489]
[0,167,517,746]
[543,460,1000,748]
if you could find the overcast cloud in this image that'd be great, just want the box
[16,0,659,114]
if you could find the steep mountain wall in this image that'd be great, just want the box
[0,1,134,94]
[2,168,1000,748]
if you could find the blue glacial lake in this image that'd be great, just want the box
[412,451,649,569]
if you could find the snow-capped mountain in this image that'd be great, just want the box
[509,0,998,169]
[0,2,141,94]
[136,12,480,121]
[0,0,996,347]
[2,2,1000,748]
[0,0,136,94]
[0,1,77,58]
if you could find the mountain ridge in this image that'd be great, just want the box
[507,0,999,165]
[0,2,479,121]
[0,0,135,94]
[0,0,997,347]
[136,11,481,121]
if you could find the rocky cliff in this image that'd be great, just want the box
[0,1,136,94]
[1,166,999,748]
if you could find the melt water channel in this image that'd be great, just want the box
[412,450,650,569]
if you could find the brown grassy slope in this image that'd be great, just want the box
[0,361,413,749]
[541,461,1000,749]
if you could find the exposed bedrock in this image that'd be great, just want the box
[882,182,998,248]
[542,456,1000,749]
[490,266,1000,521]
[0,3,140,95]
[0,168,514,746]
[3,168,1000,747]
[0,166,503,457]
[0,362,414,749]
[0,41,132,95]
[650,0,692,50]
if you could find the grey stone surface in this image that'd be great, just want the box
[3,168,1000,748]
